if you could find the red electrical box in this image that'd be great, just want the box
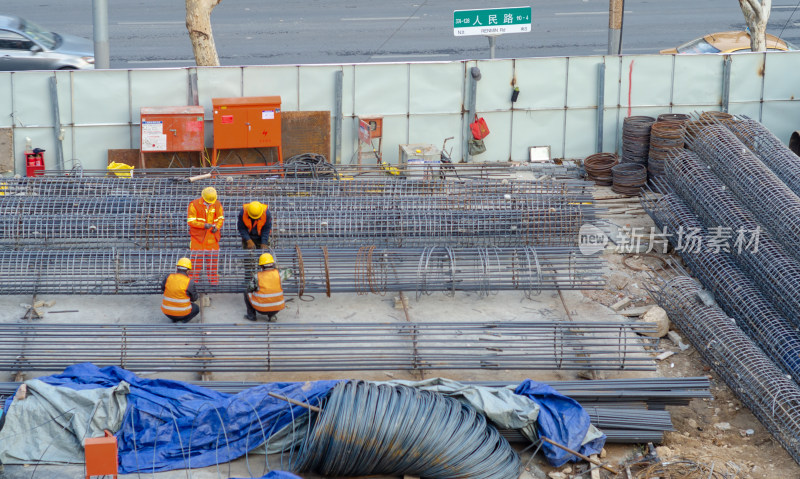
[211,96,282,167]
[25,151,45,177]
[139,106,205,168]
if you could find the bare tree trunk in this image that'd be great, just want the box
[186,0,222,66]
[739,0,772,51]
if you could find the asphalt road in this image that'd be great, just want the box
[4,0,800,68]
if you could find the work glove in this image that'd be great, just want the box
[204,223,212,230]
[211,225,218,233]
[245,239,256,249]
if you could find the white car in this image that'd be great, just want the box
[0,14,94,71]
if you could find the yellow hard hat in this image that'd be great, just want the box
[177,257,192,270]
[258,253,275,266]
[247,201,266,219]
[202,187,217,204]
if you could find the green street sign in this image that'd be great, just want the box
[454,6,532,37]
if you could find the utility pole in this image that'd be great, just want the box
[607,0,624,55]
[92,0,110,69]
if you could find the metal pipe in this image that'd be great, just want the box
[92,0,110,69]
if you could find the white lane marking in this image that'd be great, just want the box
[555,11,632,15]
[117,21,185,25]
[371,53,449,58]
[127,59,196,64]
[774,5,800,8]
[592,47,657,52]
[340,16,420,21]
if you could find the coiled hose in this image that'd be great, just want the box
[284,153,339,178]
[292,380,520,478]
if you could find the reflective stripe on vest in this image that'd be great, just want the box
[248,269,284,312]
[161,273,192,316]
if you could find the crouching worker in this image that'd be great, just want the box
[244,253,284,322]
[161,257,200,323]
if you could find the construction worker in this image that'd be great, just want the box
[187,186,224,285]
[237,201,272,249]
[244,253,284,322]
[161,257,200,323]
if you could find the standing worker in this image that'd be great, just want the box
[237,201,272,249]
[187,186,224,285]
[244,253,285,322]
[161,257,200,323]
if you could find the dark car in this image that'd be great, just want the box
[0,14,94,71]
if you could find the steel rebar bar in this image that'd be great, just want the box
[0,322,659,373]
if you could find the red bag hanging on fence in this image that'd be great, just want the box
[470,115,490,140]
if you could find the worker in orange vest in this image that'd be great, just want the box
[237,201,272,249]
[161,257,200,323]
[244,253,285,322]
[187,187,224,285]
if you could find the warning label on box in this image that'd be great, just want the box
[142,134,167,151]
[141,121,163,135]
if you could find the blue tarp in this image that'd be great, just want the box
[30,363,338,474]
[514,379,606,467]
[231,472,302,479]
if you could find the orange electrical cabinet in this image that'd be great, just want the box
[211,96,282,166]
[140,106,205,168]
[84,430,118,478]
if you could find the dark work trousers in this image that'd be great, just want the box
[243,293,279,321]
[165,303,200,323]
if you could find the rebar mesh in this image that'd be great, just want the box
[646,272,800,464]
[0,247,604,295]
[688,124,800,263]
[664,149,800,327]
[2,321,658,373]
[0,183,596,249]
[726,116,800,198]
[641,188,800,380]
[0,177,594,199]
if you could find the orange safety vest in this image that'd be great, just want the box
[248,269,285,312]
[161,273,193,316]
[241,203,269,234]
[187,198,224,250]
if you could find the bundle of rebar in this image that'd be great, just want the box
[0,247,604,296]
[726,117,800,198]
[621,116,656,165]
[583,153,618,186]
[290,380,520,478]
[0,177,594,199]
[647,271,800,464]
[0,192,594,249]
[611,163,647,195]
[2,322,659,373]
[664,149,800,326]
[642,188,800,379]
[688,124,800,263]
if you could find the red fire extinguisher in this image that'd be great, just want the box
[25,148,45,177]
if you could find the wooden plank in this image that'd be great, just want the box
[0,128,13,174]
[282,111,330,161]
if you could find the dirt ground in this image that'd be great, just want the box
[556,190,800,479]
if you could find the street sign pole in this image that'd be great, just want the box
[454,6,532,58]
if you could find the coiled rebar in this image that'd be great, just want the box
[583,153,618,186]
[611,163,647,195]
[646,271,800,465]
[290,380,520,478]
[647,120,685,178]
[621,116,656,165]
